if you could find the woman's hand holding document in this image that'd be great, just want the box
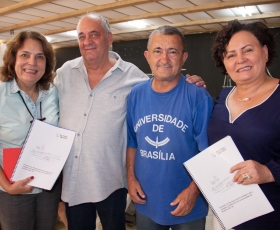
[184,136,273,230]
[10,120,75,190]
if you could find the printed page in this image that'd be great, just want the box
[184,136,274,230]
[11,120,75,190]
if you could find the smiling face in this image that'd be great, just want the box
[144,33,188,83]
[223,30,268,85]
[15,38,46,89]
[77,16,113,65]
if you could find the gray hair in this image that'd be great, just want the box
[147,25,186,51]
[77,12,111,37]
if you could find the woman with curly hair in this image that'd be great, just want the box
[0,31,61,230]
[208,19,280,229]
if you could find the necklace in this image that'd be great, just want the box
[237,97,250,102]
[236,80,267,102]
[18,91,46,123]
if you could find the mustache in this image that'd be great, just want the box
[157,63,172,68]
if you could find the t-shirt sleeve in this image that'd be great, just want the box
[192,89,213,152]
[126,90,137,148]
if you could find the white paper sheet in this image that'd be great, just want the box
[184,136,274,230]
[11,120,75,190]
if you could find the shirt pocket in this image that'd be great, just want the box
[93,93,127,119]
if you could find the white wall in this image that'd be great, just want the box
[0,43,6,67]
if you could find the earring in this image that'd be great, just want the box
[223,74,232,88]
[266,67,273,78]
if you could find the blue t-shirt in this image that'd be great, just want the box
[208,84,280,230]
[127,76,213,225]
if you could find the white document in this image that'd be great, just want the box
[11,120,75,190]
[184,136,274,230]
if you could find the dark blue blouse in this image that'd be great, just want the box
[208,83,280,230]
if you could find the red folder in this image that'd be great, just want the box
[3,148,22,182]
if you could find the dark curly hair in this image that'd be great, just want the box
[0,31,56,90]
[212,20,277,75]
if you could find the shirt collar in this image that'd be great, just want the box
[71,51,126,73]
[109,51,125,72]
[10,78,49,96]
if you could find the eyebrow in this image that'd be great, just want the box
[153,47,179,51]
[19,51,45,55]
[226,44,253,54]
[78,30,99,36]
[168,47,179,51]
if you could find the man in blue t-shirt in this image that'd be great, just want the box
[126,25,213,230]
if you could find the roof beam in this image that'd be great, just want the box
[0,0,158,33]
[111,11,280,34]
[17,19,280,48]
[109,0,279,24]
[42,0,278,36]
[0,0,55,16]
[47,12,280,44]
